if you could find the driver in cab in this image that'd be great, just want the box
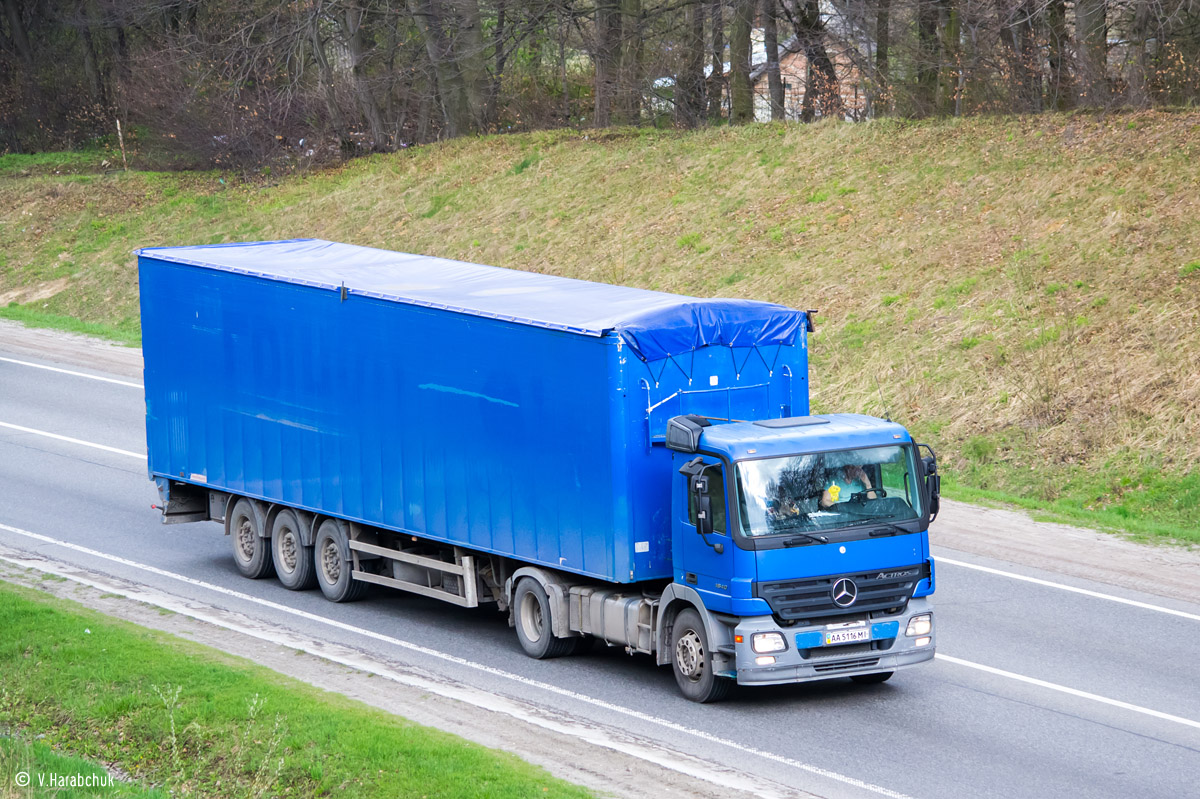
[819,464,878,509]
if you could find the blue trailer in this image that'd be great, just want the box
[138,239,939,702]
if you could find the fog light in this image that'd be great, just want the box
[755,655,777,666]
[906,614,932,637]
[915,636,932,647]
[752,632,786,653]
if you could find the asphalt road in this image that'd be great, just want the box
[1,334,1198,799]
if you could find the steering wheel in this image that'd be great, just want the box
[850,488,887,503]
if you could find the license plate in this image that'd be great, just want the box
[825,628,871,645]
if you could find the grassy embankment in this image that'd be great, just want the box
[1,113,1197,542]
[0,581,592,799]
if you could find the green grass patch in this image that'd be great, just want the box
[0,737,167,798]
[0,583,594,799]
[0,305,141,347]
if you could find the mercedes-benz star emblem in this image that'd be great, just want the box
[831,578,858,607]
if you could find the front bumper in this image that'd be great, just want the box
[730,597,935,686]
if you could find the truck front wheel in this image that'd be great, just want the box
[671,608,731,703]
[314,519,368,602]
[513,579,574,659]
[230,499,273,579]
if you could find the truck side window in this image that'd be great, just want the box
[688,466,727,535]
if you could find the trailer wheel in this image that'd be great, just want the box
[850,671,894,685]
[230,499,273,579]
[272,509,317,590]
[513,579,573,659]
[314,519,368,602]
[671,608,731,703]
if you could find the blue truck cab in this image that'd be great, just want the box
[665,414,938,699]
[137,239,940,703]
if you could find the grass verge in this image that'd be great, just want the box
[0,737,166,798]
[0,305,140,347]
[0,581,593,799]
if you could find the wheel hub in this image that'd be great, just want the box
[321,540,341,582]
[278,530,297,571]
[236,518,255,560]
[519,593,543,642]
[675,630,704,680]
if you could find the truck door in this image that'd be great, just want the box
[675,457,735,612]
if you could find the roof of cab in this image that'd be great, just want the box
[698,414,913,460]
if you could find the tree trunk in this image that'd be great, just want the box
[1075,0,1107,107]
[874,0,890,114]
[407,0,475,136]
[677,0,706,126]
[937,0,960,115]
[1001,0,1041,112]
[615,0,642,123]
[2,0,34,65]
[594,0,619,127]
[707,0,725,121]
[915,0,939,116]
[1045,0,1071,109]
[729,0,753,123]
[309,11,350,144]
[448,0,489,130]
[1125,0,1153,107]
[762,0,784,120]
[793,0,843,121]
[341,8,389,149]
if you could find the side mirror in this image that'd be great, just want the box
[678,457,725,554]
[918,445,941,523]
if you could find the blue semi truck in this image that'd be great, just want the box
[138,239,940,702]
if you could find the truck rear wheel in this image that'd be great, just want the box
[230,499,273,579]
[314,519,368,602]
[272,509,317,590]
[671,608,731,703]
[513,579,574,659]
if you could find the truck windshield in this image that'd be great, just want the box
[735,445,923,537]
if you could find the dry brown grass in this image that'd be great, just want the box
[1,111,1198,536]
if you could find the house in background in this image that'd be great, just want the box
[748,31,869,122]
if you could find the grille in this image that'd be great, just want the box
[806,643,874,660]
[813,657,881,673]
[754,563,928,624]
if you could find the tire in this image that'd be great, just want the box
[513,579,574,659]
[272,509,317,590]
[230,498,273,579]
[671,608,731,703]
[850,671,894,685]
[314,519,368,602]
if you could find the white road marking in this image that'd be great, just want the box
[0,421,146,460]
[935,653,1200,730]
[934,554,1200,622]
[0,356,142,388]
[0,521,913,799]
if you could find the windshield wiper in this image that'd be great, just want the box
[840,519,910,537]
[782,531,829,547]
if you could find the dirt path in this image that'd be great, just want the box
[0,320,143,379]
[933,499,1200,604]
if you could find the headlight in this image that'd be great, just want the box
[906,614,932,637]
[752,632,786,653]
